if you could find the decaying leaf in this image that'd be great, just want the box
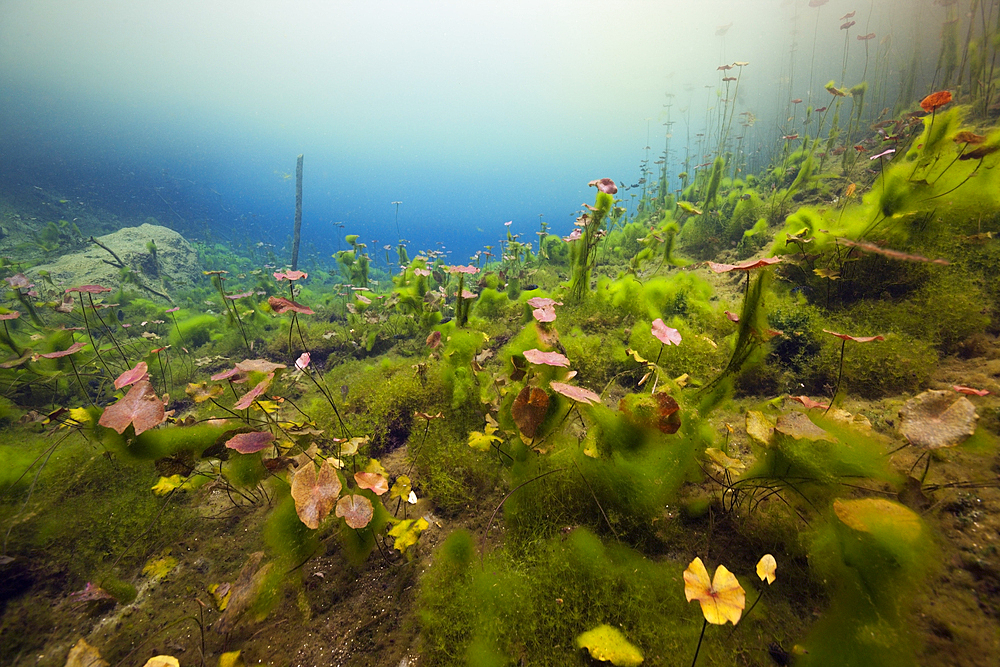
[214,552,273,634]
[745,411,774,447]
[208,582,232,611]
[291,459,342,529]
[142,554,178,580]
[575,624,644,666]
[512,386,550,438]
[390,475,413,502]
[233,373,273,410]
[336,494,374,529]
[899,389,978,449]
[704,448,745,473]
[186,381,224,403]
[226,431,276,455]
[833,497,923,544]
[64,638,109,667]
[774,411,835,442]
[683,557,746,626]
[141,657,180,667]
[98,380,165,435]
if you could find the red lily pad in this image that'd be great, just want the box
[822,329,885,343]
[268,296,314,315]
[226,431,275,454]
[706,257,782,273]
[274,270,308,281]
[234,373,273,410]
[790,395,830,410]
[920,90,952,113]
[114,361,149,389]
[953,385,989,397]
[36,342,86,359]
[66,284,112,294]
[336,494,374,529]
[98,380,165,435]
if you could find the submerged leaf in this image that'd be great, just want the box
[98,380,165,435]
[756,554,777,584]
[388,517,430,555]
[550,381,601,406]
[291,459,342,529]
[651,318,682,346]
[354,471,389,495]
[512,386,550,438]
[522,348,570,367]
[575,624,644,666]
[65,638,109,667]
[899,389,978,449]
[226,431,275,454]
[336,494,374,529]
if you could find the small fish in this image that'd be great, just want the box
[117,309,124,322]
[340,385,349,400]
[523,284,539,291]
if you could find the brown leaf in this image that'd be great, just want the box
[291,459,342,529]
[336,494,374,529]
[98,381,165,435]
[268,296,314,315]
[512,386,550,438]
[899,389,978,449]
[214,552,272,634]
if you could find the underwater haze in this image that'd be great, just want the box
[1,0,926,263]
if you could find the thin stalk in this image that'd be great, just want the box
[690,618,709,667]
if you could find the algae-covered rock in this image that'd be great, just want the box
[898,389,978,449]
[28,223,199,300]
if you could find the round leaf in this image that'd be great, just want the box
[336,494,374,529]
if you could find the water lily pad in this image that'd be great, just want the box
[512,386,549,438]
[899,390,978,449]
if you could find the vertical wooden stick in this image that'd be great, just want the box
[291,154,304,270]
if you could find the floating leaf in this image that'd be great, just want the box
[98,380,165,435]
[336,494,374,529]
[651,318,682,346]
[512,386,550,438]
[354,471,389,495]
[756,554,777,584]
[575,624,644,666]
[388,517,429,555]
[226,431,275,454]
[683,557,746,626]
[291,459,342,529]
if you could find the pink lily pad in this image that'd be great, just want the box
[268,296,315,315]
[550,381,601,406]
[36,342,87,359]
[651,319,682,346]
[336,494,374,529]
[98,380,165,435]
[114,361,149,389]
[523,349,570,367]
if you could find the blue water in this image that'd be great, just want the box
[0,0,929,267]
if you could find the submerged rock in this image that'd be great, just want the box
[28,223,198,301]
[898,389,979,450]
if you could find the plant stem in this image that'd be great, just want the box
[690,618,708,667]
[825,338,847,415]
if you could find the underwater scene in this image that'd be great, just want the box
[2,0,1000,665]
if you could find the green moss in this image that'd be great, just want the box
[169,313,219,349]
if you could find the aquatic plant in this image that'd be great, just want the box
[568,179,617,302]
[683,556,745,666]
